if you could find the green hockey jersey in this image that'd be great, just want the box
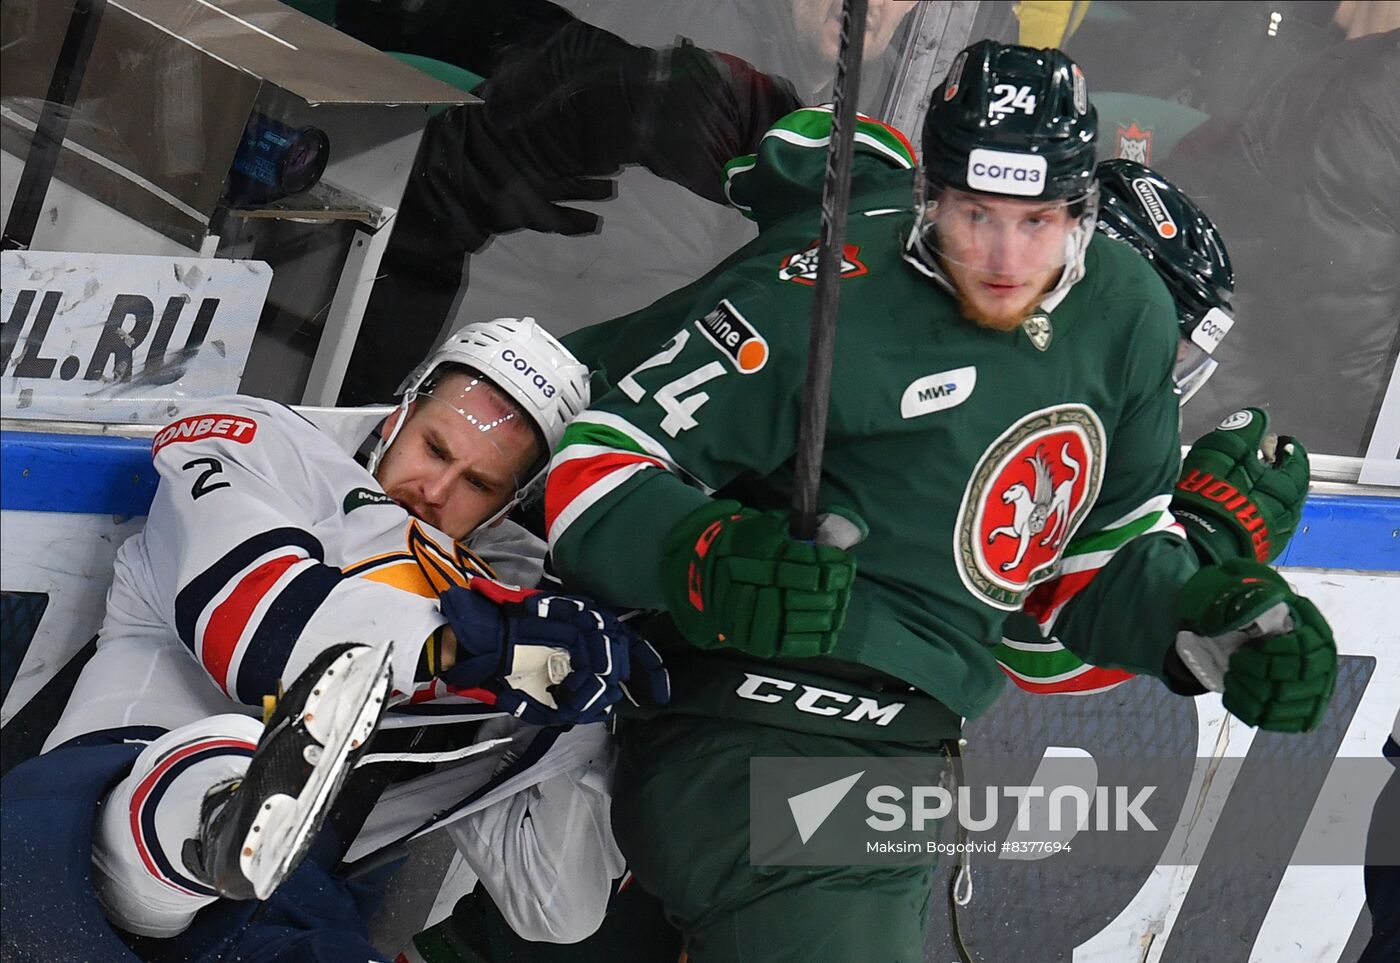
[547,107,1198,720]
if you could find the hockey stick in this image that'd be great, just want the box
[790,0,870,541]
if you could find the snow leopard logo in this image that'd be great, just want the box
[778,241,869,287]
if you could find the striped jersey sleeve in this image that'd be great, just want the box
[144,401,447,705]
[994,635,1136,695]
[172,525,347,703]
[1012,309,1200,680]
[545,410,711,551]
[994,495,1181,695]
[1023,493,1184,634]
[547,108,915,578]
[544,292,805,608]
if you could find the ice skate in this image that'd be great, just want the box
[182,641,393,900]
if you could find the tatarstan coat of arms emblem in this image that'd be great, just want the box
[954,405,1106,609]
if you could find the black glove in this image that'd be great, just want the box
[391,15,801,267]
[438,578,668,725]
[392,101,617,276]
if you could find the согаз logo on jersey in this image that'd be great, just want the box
[954,405,1105,609]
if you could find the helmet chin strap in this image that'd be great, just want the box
[1037,189,1100,313]
[901,209,958,294]
[471,462,548,538]
[365,394,414,477]
[1036,207,1097,312]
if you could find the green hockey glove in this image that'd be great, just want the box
[1172,408,1310,565]
[660,499,861,659]
[1173,558,1336,733]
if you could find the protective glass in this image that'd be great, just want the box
[1174,340,1218,405]
[1175,305,1233,404]
[915,188,1088,284]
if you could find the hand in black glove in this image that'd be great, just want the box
[437,578,668,725]
[392,15,800,263]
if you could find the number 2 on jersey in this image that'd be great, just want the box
[183,456,231,499]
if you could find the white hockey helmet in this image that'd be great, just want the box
[399,318,589,452]
[368,318,590,522]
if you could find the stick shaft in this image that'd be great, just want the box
[790,0,869,540]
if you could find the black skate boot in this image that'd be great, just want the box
[182,641,393,900]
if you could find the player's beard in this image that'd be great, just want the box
[957,294,1038,332]
[953,272,1061,332]
[931,243,1065,332]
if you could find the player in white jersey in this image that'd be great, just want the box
[1,319,668,962]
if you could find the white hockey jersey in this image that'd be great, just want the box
[134,397,541,707]
[42,397,623,941]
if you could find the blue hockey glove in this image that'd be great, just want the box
[439,579,667,725]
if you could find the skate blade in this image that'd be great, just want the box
[240,641,394,899]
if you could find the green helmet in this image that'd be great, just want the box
[1095,159,1234,331]
[1095,159,1235,402]
[922,40,1097,201]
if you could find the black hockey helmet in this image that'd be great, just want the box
[1095,159,1236,402]
[922,40,1098,202]
[1095,159,1234,327]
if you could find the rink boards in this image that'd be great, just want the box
[1,428,1396,963]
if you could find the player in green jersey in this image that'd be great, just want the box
[994,157,1312,694]
[543,40,1336,961]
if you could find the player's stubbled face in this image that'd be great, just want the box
[375,372,541,539]
[933,189,1077,331]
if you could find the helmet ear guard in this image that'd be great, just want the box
[1041,182,1101,309]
